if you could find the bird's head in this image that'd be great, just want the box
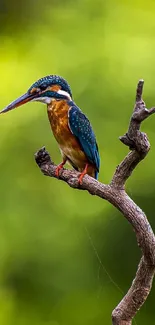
[0,75,72,114]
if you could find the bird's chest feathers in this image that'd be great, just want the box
[47,100,87,166]
[47,100,71,145]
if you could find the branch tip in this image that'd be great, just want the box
[136,79,144,102]
[35,147,53,167]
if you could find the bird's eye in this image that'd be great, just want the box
[40,83,47,91]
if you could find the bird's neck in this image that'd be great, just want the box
[47,99,70,118]
[47,98,72,112]
[47,98,64,110]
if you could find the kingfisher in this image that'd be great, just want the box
[0,75,100,184]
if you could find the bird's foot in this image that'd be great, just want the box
[78,164,88,185]
[55,161,66,177]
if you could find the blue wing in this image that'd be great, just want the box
[68,105,100,179]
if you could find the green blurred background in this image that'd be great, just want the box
[0,0,155,324]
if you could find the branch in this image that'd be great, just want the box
[111,80,154,188]
[35,80,155,325]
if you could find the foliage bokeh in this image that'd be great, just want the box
[0,0,155,324]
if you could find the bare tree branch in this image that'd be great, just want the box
[35,80,155,325]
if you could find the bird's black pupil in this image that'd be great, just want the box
[40,84,47,90]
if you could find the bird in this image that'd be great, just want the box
[0,75,100,184]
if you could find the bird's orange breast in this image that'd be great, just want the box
[47,100,88,169]
[47,100,76,146]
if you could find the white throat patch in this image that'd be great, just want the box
[57,89,71,101]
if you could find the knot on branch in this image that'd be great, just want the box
[35,147,53,166]
[120,132,150,158]
[35,147,54,176]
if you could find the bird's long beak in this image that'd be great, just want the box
[0,92,37,114]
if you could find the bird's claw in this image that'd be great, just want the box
[55,161,66,177]
[78,164,88,185]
